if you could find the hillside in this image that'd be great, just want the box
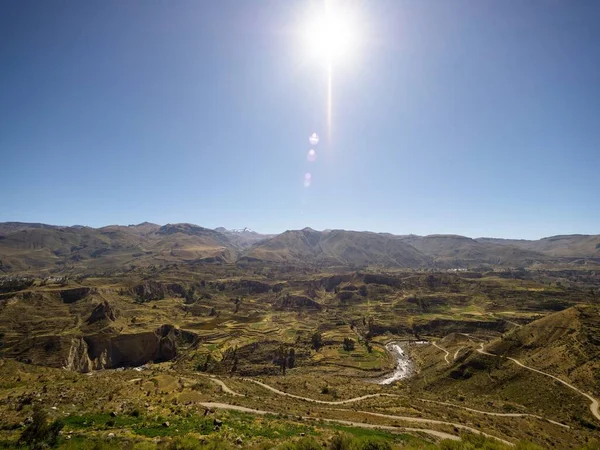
[399,234,550,267]
[477,235,600,258]
[1,222,599,275]
[0,223,238,274]
[243,228,431,268]
[486,305,600,393]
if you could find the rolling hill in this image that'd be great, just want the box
[242,228,431,268]
[398,234,551,267]
[0,222,599,274]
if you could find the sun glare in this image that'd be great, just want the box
[305,3,356,64]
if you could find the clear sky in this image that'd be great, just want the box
[1,0,599,239]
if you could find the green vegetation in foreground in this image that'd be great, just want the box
[3,404,599,450]
[6,430,600,450]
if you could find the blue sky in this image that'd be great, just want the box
[1,0,598,239]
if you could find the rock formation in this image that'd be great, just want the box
[87,301,118,324]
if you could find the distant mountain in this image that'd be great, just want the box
[0,222,60,236]
[477,235,600,258]
[214,227,275,249]
[0,222,598,274]
[398,234,550,267]
[0,222,237,273]
[242,228,431,268]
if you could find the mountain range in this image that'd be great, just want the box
[0,222,599,274]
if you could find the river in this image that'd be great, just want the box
[378,341,428,385]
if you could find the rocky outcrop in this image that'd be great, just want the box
[64,337,94,372]
[83,325,199,370]
[59,287,93,303]
[131,282,167,301]
[130,282,186,301]
[7,325,199,373]
[87,301,118,324]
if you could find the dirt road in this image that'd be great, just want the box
[417,399,569,429]
[243,378,399,405]
[432,341,450,364]
[477,343,600,422]
[200,402,462,442]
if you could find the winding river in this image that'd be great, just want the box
[378,341,428,385]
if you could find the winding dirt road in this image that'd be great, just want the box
[199,402,462,442]
[476,343,600,422]
[432,341,450,364]
[330,408,514,446]
[203,374,245,396]
[416,399,569,429]
[200,373,571,432]
[243,378,400,405]
[232,379,516,444]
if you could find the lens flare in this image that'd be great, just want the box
[305,5,356,64]
[309,133,319,145]
[307,149,317,162]
[304,172,312,188]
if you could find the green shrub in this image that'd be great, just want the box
[343,338,355,352]
[18,403,63,449]
[329,433,354,450]
[356,437,392,450]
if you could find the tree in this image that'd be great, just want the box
[277,345,288,375]
[364,336,373,353]
[343,337,355,352]
[311,332,323,351]
[288,348,296,369]
[231,346,238,373]
[367,317,374,335]
[202,354,212,372]
[184,286,196,304]
[19,403,63,449]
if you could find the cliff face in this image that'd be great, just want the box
[9,325,198,373]
[83,325,197,370]
[130,282,186,302]
[64,337,94,372]
[59,287,94,303]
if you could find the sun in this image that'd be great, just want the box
[305,2,356,64]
